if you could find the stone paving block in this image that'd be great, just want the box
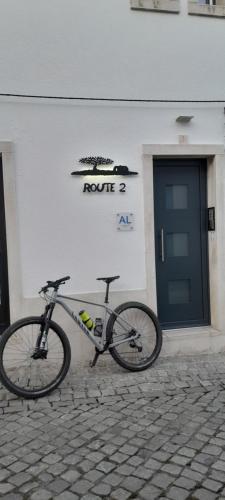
[181,467,204,482]
[144,458,162,470]
[162,463,182,476]
[102,471,122,487]
[112,436,127,446]
[121,475,144,493]
[83,470,103,484]
[203,478,223,492]
[192,488,217,500]
[191,461,208,474]
[167,486,190,500]
[119,444,138,455]
[55,492,79,500]
[8,472,32,487]
[88,452,105,463]
[30,489,53,500]
[139,484,162,499]
[23,452,42,464]
[151,472,174,489]
[48,478,70,493]
[133,465,154,480]
[126,455,144,467]
[202,444,223,455]
[0,482,14,494]
[171,454,191,466]
[174,476,196,490]
[186,438,204,451]
[26,462,49,476]
[152,450,171,462]
[70,479,93,495]
[111,451,128,464]
[0,455,17,467]
[0,468,11,481]
[110,487,131,500]
[19,481,39,493]
[162,442,180,453]
[39,472,54,484]
[8,460,28,473]
[70,437,86,448]
[79,459,95,473]
[209,469,225,483]
[212,460,225,471]
[61,469,81,483]
[42,452,62,464]
[47,462,67,476]
[63,453,81,465]
[91,482,111,496]
[178,446,196,458]
[100,443,118,455]
[96,460,115,473]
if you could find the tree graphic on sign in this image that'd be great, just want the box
[71,156,138,176]
[79,156,113,174]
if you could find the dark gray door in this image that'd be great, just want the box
[0,156,9,332]
[154,159,209,329]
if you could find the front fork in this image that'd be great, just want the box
[32,303,55,359]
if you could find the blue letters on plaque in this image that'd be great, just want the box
[120,216,131,224]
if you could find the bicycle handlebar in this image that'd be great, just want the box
[39,276,70,293]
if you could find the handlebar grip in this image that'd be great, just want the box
[39,275,70,294]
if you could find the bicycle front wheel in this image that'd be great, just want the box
[0,317,71,399]
[107,302,162,371]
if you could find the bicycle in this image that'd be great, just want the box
[0,275,162,399]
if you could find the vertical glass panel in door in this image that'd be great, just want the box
[167,233,189,257]
[168,280,190,305]
[166,185,188,210]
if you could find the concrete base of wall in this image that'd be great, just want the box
[162,326,225,357]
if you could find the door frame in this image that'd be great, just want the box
[143,144,225,334]
[0,142,22,324]
[0,156,10,329]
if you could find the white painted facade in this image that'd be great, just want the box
[0,0,225,362]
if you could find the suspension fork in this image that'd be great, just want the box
[35,302,56,350]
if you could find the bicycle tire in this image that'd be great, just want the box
[0,316,71,399]
[106,301,162,371]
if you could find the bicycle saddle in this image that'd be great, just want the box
[96,275,120,284]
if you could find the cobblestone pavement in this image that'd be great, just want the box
[1,354,225,499]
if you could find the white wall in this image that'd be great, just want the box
[0,0,225,100]
[0,100,223,297]
[0,1,225,365]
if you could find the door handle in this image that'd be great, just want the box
[161,228,165,262]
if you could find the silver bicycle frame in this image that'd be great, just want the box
[46,291,139,352]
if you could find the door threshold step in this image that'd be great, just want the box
[163,326,221,338]
[161,326,225,356]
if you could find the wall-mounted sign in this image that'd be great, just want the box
[83,182,126,193]
[71,156,138,177]
[117,213,134,231]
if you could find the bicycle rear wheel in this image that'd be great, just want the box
[0,317,71,399]
[107,302,162,371]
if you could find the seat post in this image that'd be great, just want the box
[104,282,110,304]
